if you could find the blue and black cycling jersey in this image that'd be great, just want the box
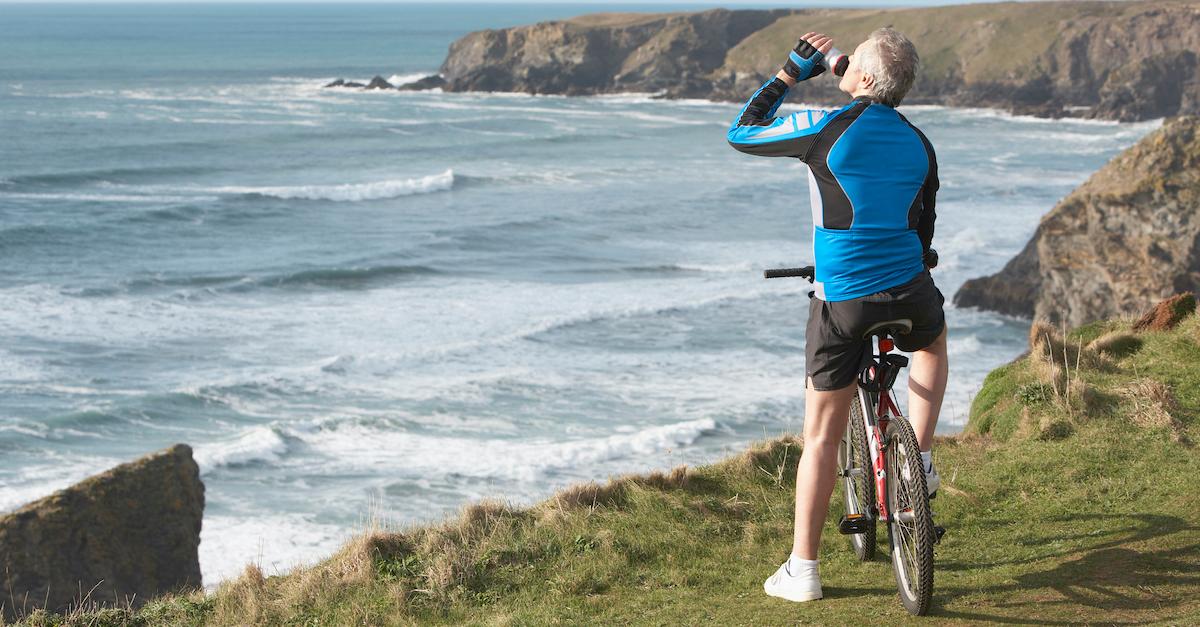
[726,77,938,302]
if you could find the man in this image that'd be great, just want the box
[727,28,949,603]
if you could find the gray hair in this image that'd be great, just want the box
[858,27,919,107]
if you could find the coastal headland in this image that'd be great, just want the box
[392,1,1200,122]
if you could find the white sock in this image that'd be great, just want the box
[920,450,933,474]
[786,554,818,576]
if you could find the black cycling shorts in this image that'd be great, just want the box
[805,270,945,391]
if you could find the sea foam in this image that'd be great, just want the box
[206,169,454,201]
[195,426,290,472]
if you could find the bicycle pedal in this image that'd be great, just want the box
[934,525,946,544]
[838,513,873,535]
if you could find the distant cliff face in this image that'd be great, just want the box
[439,9,794,98]
[0,445,204,621]
[955,115,1200,327]
[438,2,1200,121]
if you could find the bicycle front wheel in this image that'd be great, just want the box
[885,416,935,616]
[838,389,876,561]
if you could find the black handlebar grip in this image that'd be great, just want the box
[763,266,815,281]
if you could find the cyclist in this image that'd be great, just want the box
[727,28,948,603]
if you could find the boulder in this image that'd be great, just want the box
[324,78,366,89]
[955,116,1200,327]
[396,74,446,91]
[365,75,395,90]
[0,444,204,621]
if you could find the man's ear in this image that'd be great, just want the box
[861,72,875,91]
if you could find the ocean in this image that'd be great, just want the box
[0,2,1162,584]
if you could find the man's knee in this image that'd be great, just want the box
[803,382,856,443]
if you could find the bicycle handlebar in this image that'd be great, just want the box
[764,249,938,283]
[763,266,815,281]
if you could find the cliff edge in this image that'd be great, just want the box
[955,115,1200,326]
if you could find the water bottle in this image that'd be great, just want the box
[823,47,850,77]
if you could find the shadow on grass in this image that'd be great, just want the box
[938,512,1189,570]
[930,513,1199,623]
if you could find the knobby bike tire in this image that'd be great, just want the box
[838,388,876,561]
[885,416,935,616]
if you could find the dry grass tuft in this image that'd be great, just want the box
[534,465,692,526]
[634,464,691,491]
[547,478,628,511]
[1027,320,1057,353]
[1029,352,1066,391]
[325,531,408,583]
[212,564,268,625]
[460,499,516,529]
[1119,379,1191,445]
[1087,331,1142,358]
[413,499,522,601]
[726,435,801,483]
[1029,320,1107,371]
[1026,319,1104,420]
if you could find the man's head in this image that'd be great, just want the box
[838,27,919,107]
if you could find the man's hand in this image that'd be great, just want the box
[781,32,835,83]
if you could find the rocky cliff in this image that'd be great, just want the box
[0,444,204,621]
[955,115,1200,326]
[434,1,1200,122]
[439,9,793,98]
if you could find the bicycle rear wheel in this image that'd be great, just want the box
[837,389,876,561]
[884,416,935,615]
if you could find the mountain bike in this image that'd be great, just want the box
[764,264,944,616]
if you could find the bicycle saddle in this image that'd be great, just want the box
[861,318,913,339]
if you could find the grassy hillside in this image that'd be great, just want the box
[12,305,1200,625]
[721,1,1131,87]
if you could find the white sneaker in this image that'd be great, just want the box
[763,560,822,602]
[925,464,940,497]
[902,458,941,497]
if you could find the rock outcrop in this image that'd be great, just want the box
[439,8,793,98]
[955,115,1200,327]
[396,74,446,91]
[434,1,1200,122]
[325,74,447,92]
[365,75,395,90]
[324,78,366,88]
[0,444,204,621]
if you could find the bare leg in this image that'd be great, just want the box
[907,326,948,452]
[791,380,856,560]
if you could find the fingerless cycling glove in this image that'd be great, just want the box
[782,39,827,81]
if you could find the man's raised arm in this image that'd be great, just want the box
[726,34,836,160]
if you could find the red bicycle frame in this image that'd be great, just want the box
[864,337,905,521]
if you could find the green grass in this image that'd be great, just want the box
[11,311,1200,625]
